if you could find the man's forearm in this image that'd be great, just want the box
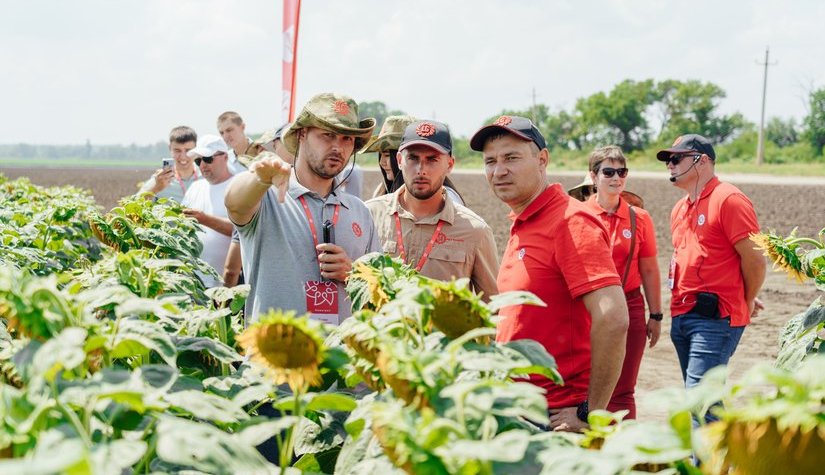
[225,171,270,225]
[583,285,629,410]
[200,215,234,236]
[735,238,767,302]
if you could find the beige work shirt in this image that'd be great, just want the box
[365,186,499,299]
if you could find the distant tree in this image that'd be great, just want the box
[357,101,406,127]
[802,87,825,155]
[655,79,746,143]
[765,117,798,148]
[572,79,657,151]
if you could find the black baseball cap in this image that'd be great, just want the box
[399,120,452,155]
[656,134,716,161]
[469,115,547,151]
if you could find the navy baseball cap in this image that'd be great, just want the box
[657,134,716,161]
[399,120,452,155]
[469,115,547,151]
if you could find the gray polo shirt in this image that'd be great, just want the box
[237,172,381,324]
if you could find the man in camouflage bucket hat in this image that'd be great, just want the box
[226,92,380,326]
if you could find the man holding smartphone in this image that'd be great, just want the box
[139,126,201,202]
[658,134,766,423]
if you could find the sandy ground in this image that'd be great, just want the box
[3,165,823,422]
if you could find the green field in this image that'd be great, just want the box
[0,157,156,168]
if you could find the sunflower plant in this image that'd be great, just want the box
[752,228,825,370]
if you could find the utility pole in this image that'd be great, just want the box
[531,87,538,124]
[756,47,775,166]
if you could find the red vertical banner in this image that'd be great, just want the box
[282,0,301,121]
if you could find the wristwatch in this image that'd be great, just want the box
[649,312,664,321]
[576,401,589,422]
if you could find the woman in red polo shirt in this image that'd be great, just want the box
[579,145,663,419]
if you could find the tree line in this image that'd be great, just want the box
[361,79,825,164]
[2,79,823,165]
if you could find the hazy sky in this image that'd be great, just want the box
[2,0,823,144]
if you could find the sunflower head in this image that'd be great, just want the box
[237,310,327,392]
[426,278,492,341]
[750,232,807,282]
[349,261,390,310]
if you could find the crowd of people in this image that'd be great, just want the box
[138,92,766,432]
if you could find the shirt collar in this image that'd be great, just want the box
[512,183,557,222]
[585,194,630,220]
[688,176,721,205]
[392,186,455,225]
[286,170,350,209]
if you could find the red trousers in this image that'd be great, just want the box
[607,288,646,419]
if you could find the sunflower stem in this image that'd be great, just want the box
[787,237,824,249]
[279,390,304,474]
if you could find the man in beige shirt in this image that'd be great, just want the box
[365,120,499,299]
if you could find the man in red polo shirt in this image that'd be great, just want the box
[470,116,629,432]
[658,134,766,422]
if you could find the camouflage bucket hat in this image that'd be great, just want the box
[360,115,417,153]
[282,93,376,155]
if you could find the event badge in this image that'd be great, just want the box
[668,254,677,290]
[304,280,339,325]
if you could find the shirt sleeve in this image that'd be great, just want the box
[556,211,622,299]
[637,209,658,258]
[138,176,157,194]
[720,193,760,244]
[471,225,500,300]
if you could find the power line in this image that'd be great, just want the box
[756,47,777,166]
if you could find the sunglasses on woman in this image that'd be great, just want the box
[600,167,628,178]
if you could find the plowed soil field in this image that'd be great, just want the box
[3,165,823,421]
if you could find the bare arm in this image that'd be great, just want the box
[734,237,767,316]
[582,284,629,410]
[223,242,242,287]
[639,255,662,348]
[225,153,292,226]
[182,209,234,236]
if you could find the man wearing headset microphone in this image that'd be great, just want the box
[658,134,766,425]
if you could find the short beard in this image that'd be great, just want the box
[406,180,443,200]
[308,158,342,179]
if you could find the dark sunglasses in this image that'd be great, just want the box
[600,167,628,178]
[194,152,225,166]
[666,154,700,166]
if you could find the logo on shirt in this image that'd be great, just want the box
[352,222,363,237]
[622,229,632,239]
[435,231,447,245]
[518,248,526,260]
[698,214,706,226]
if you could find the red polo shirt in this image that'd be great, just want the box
[584,196,657,292]
[669,177,760,327]
[496,184,622,408]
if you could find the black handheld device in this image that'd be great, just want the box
[322,220,334,244]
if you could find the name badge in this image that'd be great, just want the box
[668,255,677,290]
[304,280,339,325]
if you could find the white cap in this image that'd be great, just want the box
[187,134,229,158]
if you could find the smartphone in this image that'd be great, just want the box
[162,158,174,170]
[322,220,335,244]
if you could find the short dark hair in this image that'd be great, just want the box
[217,111,243,126]
[169,126,197,145]
[588,145,627,173]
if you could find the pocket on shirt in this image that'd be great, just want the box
[383,240,398,254]
[428,247,466,264]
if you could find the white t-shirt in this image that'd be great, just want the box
[182,176,235,288]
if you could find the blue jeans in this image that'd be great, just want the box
[670,312,745,424]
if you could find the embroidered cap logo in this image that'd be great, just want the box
[494,115,513,126]
[416,122,436,137]
[332,100,350,116]
[672,136,683,146]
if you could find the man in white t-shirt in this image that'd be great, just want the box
[182,134,236,288]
